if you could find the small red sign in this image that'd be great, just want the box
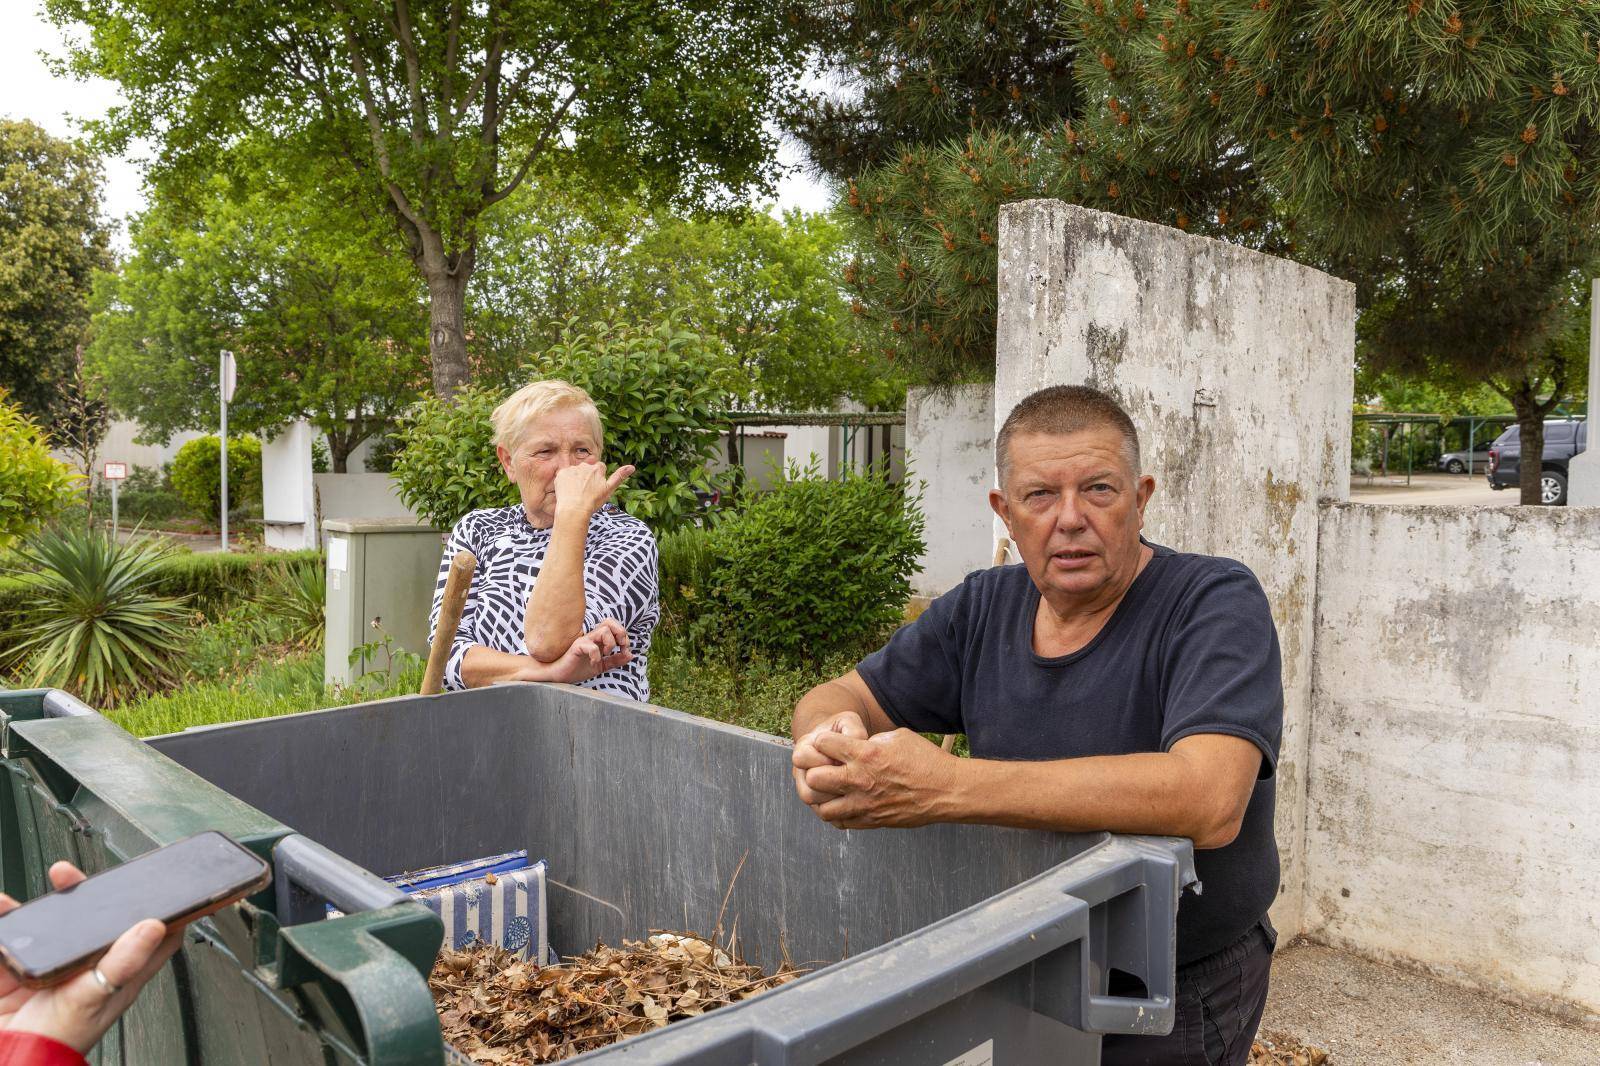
[103,462,128,480]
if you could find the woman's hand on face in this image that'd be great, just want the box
[534,620,632,684]
[552,462,635,522]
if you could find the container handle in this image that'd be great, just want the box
[40,691,95,719]
[272,834,407,925]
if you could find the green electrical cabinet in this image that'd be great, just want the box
[323,518,442,689]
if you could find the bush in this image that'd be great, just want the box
[152,549,321,620]
[171,435,262,520]
[4,527,191,704]
[648,639,864,737]
[392,319,733,532]
[0,390,79,550]
[689,463,924,661]
[537,319,733,531]
[391,385,520,530]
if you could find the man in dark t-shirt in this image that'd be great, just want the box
[790,385,1282,1066]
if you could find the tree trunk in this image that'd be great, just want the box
[329,433,353,474]
[1508,389,1549,506]
[417,232,476,401]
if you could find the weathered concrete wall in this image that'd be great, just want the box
[994,200,1355,936]
[1308,504,1600,1019]
[906,383,997,598]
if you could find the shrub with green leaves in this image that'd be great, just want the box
[254,559,325,649]
[171,435,262,520]
[0,391,79,550]
[537,319,734,531]
[4,527,190,704]
[390,385,519,530]
[694,463,924,661]
[392,319,733,533]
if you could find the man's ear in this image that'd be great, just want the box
[496,444,514,479]
[1135,474,1156,523]
[988,487,1011,531]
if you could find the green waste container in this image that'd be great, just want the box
[2,685,1197,1065]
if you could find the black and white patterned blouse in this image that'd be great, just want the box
[429,504,659,700]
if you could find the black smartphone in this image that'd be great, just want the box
[0,831,271,988]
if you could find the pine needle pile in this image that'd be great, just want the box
[431,933,803,1064]
[1250,1031,1332,1066]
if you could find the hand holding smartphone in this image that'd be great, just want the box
[0,832,270,1056]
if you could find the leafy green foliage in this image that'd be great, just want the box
[0,120,113,425]
[3,528,190,704]
[686,463,925,661]
[171,436,262,521]
[538,320,735,531]
[395,320,736,532]
[147,549,321,621]
[90,174,429,467]
[390,385,520,531]
[473,187,902,408]
[254,560,326,651]
[51,0,809,396]
[0,391,79,550]
[649,641,867,738]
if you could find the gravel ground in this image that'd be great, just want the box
[1261,941,1598,1066]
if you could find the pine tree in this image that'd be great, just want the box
[1080,0,1600,503]
[795,2,1267,385]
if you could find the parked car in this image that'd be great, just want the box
[1437,442,1494,474]
[1487,420,1588,504]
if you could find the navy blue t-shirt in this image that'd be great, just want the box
[857,541,1282,965]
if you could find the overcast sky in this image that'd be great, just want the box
[2,0,835,252]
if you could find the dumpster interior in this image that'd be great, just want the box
[154,685,1124,973]
[152,685,1179,1061]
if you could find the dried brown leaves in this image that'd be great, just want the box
[431,933,803,1064]
[1250,1030,1332,1066]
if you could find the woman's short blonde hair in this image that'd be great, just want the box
[491,379,604,454]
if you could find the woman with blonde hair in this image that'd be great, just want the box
[428,380,659,699]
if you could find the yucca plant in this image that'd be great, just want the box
[4,526,190,704]
[254,559,325,650]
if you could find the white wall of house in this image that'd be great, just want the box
[905,383,996,599]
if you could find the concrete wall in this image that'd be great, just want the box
[77,419,203,473]
[906,383,997,598]
[313,473,420,540]
[994,200,1355,936]
[1308,503,1600,1019]
[261,421,318,551]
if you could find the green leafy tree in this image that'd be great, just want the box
[1078,0,1600,503]
[0,390,80,550]
[50,0,808,399]
[472,185,902,408]
[91,176,429,470]
[0,120,113,425]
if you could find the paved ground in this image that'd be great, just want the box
[1348,472,1515,506]
[1261,941,1598,1065]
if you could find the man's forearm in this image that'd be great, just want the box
[791,679,874,742]
[523,513,587,661]
[948,751,1241,848]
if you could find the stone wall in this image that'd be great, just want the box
[906,383,997,598]
[994,200,1355,935]
[1308,503,1600,1020]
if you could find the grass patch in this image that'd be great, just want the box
[109,649,421,738]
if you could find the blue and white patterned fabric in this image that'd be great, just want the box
[429,503,659,700]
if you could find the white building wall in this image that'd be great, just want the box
[906,383,996,598]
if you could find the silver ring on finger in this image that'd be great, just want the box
[91,965,122,996]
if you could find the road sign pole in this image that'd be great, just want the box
[220,352,229,552]
[111,479,119,540]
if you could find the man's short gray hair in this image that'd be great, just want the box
[995,385,1141,485]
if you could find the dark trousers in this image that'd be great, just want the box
[1099,920,1276,1066]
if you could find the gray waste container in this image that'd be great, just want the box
[148,683,1197,1065]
